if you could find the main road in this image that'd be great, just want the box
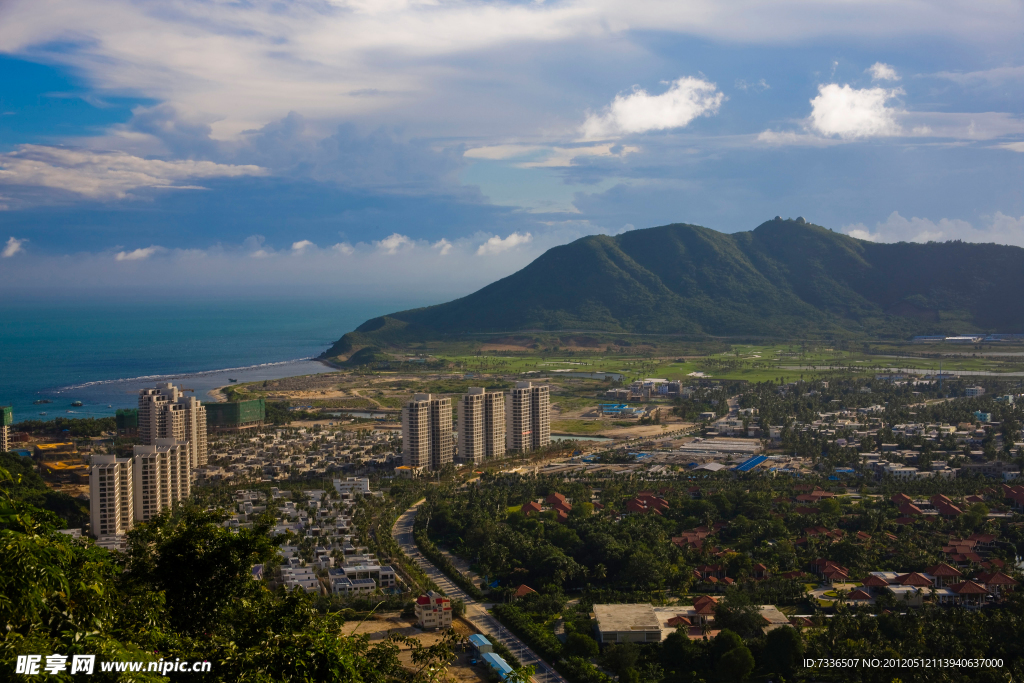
[392,501,567,683]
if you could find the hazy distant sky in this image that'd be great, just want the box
[0,0,1022,299]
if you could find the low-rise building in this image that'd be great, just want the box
[592,604,663,644]
[415,591,452,630]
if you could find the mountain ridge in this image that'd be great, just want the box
[323,218,1024,356]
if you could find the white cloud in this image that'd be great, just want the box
[332,242,355,255]
[1,1,1015,143]
[0,145,267,200]
[464,143,637,168]
[2,237,26,257]
[433,238,453,256]
[756,130,841,147]
[842,211,1024,246]
[934,65,1024,86]
[867,62,900,81]
[115,245,163,261]
[291,239,315,253]
[809,84,903,139]
[735,78,770,92]
[476,231,533,255]
[581,77,724,139]
[375,233,412,254]
[995,141,1024,152]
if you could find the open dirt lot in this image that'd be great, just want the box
[346,612,489,683]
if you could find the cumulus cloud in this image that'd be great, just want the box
[0,145,267,200]
[809,84,903,139]
[115,245,164,261]
[581,77,724,139]
[843,211,1024,246]
[332,242,355,255]
[476,231,532,255]
[2,237,26,258]
[1,0,1013,144]
[375,233,412,254]
[433,238,453,256]
[867,62,900,81]
[291,239,315,253]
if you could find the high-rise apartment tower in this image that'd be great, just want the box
[90,454,134,537]
[401,394,453,471]
[457,388,506,464]
[1,406,11,454]
[132,440,191,523]
[138,383,208,468]
[506,382,550,452]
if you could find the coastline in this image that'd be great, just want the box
[206,357,339,404]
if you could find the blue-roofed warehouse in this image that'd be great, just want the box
[734,455,768,473]
[482,653,515,680]
[468,634,493,653]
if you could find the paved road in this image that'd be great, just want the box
[393,501,567,683]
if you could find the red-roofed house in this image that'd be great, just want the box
[545,492,569,507]
[415,591,452,629]
[975,572,1018,595]
[696,564,725,580]
[522,501,543,517]
[925,563,962,588]
[896,572,933,588]
[862,575,889,588]
[513,584,537,599]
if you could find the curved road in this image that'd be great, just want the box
[393,501,567,683]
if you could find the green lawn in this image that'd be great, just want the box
[551,420,608,434]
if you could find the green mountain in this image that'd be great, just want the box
[324,218,1024,354]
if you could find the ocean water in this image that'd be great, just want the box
[0,298,409,423]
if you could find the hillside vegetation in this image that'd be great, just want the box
[324,218,1024,355]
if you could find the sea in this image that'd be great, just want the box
[0,298,416,424]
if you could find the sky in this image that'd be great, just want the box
[0,0,1022,302]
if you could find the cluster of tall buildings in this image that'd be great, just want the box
[90,383,208,538]
[401,381,550,472]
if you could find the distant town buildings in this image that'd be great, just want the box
[457,387,505,464]
[401,394,453,472]
[138,383,208,467]
[506,381,550,452]
[965,386,986,398]
[90,384,202,539]
[1,406,11,453]
[89,438,193,538]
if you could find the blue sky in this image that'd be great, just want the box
[0,0,1022,300]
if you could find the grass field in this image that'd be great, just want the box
[551,420,608,434]
[435,341,1024,386]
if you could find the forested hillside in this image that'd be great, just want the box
[325,218,1024,356]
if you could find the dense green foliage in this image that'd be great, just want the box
[325,219,1024,354]
[12,416,116,437]
[0,451,88,528]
